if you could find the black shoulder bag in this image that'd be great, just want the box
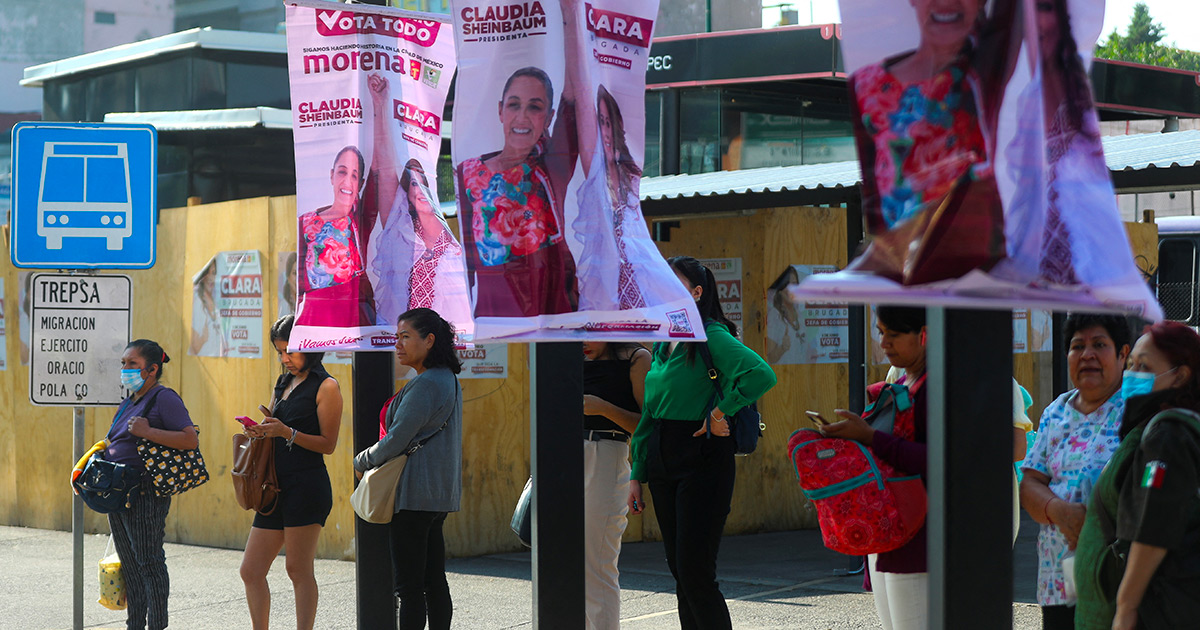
[697,344,764,456]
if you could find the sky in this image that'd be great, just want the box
[763,1,1200,53]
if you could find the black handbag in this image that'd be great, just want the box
[134,390,209,497]
[697,343,764,455]
[74,453,138,514]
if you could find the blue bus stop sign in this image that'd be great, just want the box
[10,122,157,269]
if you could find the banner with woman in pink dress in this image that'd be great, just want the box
[792,0,1161,320]
[450,0,703,341]
[285,0,472,352]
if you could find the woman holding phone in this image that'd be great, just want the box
[239,314,343,630]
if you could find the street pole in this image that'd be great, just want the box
[72,406,85,630]
[530,342,585,629]
[926,308,1013,629]
[353,351,395,629]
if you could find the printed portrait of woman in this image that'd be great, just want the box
[295,144,378,327]
[845,0,1018,285]
[455,61,580,318]
[189,259,226,357]
[278,252,298,318]
[1000,0,1127,287]
[371,158,470,329]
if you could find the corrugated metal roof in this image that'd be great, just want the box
[105,107,292,131]
[640,130,1200,201]
[1103,129,1200,171]
[640,160,862,201]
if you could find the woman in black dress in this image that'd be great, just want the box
[581,341,650,630]
[239,315,343,630]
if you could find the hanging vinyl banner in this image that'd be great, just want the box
[792,0,1161,320]
[285,0,472,352]
[449,0,704,341]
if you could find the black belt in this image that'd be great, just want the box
[584,430,629,443]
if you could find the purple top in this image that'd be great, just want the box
[870,375,927,574]
[104,385,194,469]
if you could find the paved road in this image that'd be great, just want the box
[0,515,1045,629]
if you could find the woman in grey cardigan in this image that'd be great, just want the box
[353,307,463,630]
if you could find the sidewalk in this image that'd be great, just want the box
[1,516,1045,629]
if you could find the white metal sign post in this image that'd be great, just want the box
[30,273,131,630]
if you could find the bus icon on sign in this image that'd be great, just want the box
[37,142,134,251]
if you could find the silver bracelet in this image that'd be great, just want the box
[286,428,297,450]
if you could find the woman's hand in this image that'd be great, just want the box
[821,409,876,445]
[126,416,150,438]
[1049,499,1087,549]
[583,394,606,416]
[249,417,289,440]
[628,480,644,515]
[1112,605,1137,630]
[693,411,730,437]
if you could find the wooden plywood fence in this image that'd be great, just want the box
[0,198,1159,558]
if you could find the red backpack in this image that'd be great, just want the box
[787,381,927,555]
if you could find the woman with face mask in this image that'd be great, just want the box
[1020,313,1132,629]
[1073,321,1200,630]
[103,339,198,630]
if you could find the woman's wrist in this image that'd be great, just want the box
[1043,495,1057,524]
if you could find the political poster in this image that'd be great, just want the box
[1013,309,1029,353]
[699,258,743,328]
[1030,309,1054,352]
[792,0,1161,321]
[448,0,703,342]
[18,271,31,366]
[767,265,849,365]
[189,251,264,359]
[0,277,6,371]
[285,1,472,353]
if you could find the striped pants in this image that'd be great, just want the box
[108,486,172,630]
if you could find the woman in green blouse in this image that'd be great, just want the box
[628,255,777,630]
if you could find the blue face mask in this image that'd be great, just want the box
[1120,367,1176,402]
[120,368,145,392]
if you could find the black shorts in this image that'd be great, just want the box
[253,467,332,530]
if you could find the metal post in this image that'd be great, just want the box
[530,342,585,629]
[72,406,85,630]
[846,198,865,414]
[353,351,395,629]
[926,308,1013,630]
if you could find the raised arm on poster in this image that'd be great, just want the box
[450,0,703,342]
[285,1,470,352]
[793,0,1161,321]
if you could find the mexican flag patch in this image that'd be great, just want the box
[1141,460,1167,489]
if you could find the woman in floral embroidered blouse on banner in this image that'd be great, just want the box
[454,6,587,318]
[846,0,1017,285]
[296,144,377,327]
[1020,313,1132,630]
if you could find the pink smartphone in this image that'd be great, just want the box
[236,416,258,428]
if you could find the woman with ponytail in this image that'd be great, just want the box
[354,308,463,630]
[627,256,776,630]
[106,339,196,630]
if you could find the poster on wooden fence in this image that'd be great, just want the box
[0,277,6,371]
[448,0,703,342]
[793,0,1161,321]
[189,251,264,359]
[767,265,849,365]
[18,271,31,366]
[699,258,743,328]
[285,0,472,353]
[1013,309,1029,353]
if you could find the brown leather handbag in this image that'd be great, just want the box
[231,434,278,515]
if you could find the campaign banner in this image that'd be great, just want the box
[699,258,743,327]
[767,265,849,365]
[285,0,471,353]
[0,277,7,371]
[190,251,264,358]
[449,0,704,342]
[278,250,351,363]
[793,0,1161,320]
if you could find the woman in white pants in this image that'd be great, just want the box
[581,341,650,630]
